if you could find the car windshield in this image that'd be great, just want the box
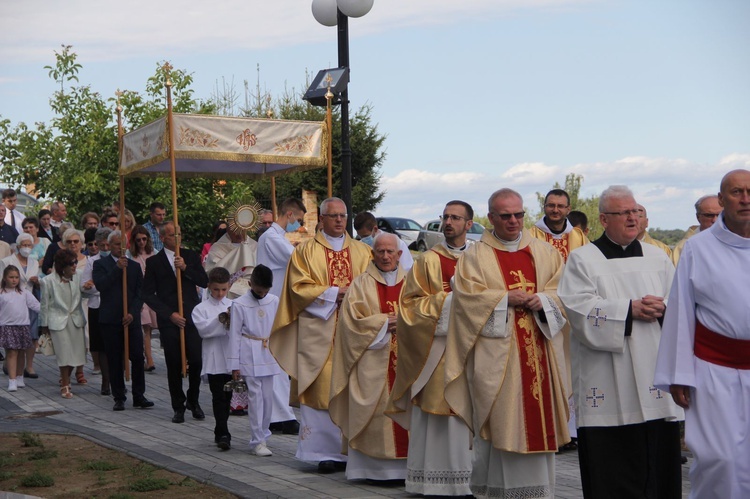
[469,223,485,234]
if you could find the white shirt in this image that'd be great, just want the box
[81,253,102,308]
[0,288,40,326]
[228,291,282,377]
[192,295,234,377]
[256,222,294,298]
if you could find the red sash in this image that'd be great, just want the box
[494,246,557,452]
[376,279,409,457]
[694,321,750,370]
[434,250,458,292]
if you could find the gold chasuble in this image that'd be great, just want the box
[528,225,588,262]
[270,231,371,410]
[387,245,459,427]
[444,230,570,453]
[330,262,409,459]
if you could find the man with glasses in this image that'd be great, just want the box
[388,200,474,496]
[101,212,120,230]
[530,189,589,453]
[353,211,413,271]
[558,185,683,498]
[671,194,722,265]
[530,188,589,261]
[444,189,569,498]
[270,197,371,474]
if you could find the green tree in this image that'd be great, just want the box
[1,48,387,248]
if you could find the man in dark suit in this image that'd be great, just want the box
[143,222,209,423]
[93,231,154,411]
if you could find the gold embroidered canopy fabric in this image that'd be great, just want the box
[119,114,328,178]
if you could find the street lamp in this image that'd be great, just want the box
[309,0,374,235]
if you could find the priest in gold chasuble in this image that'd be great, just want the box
[330,233,409,481]
[386,200,475,496]
[270,198,371,473]
[444,189,570,499]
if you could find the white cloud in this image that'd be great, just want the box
[378,154,746,230]
[0,0,596,63]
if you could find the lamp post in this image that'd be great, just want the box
[311,0,374,235]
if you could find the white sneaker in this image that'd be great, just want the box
[251,443,272,457]
[16,377,25,388]
[8,379,17,392]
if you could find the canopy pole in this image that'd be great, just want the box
[325,76,334,198]
[116,92,130,382]
[271,177,278,217]
[164,63,187,378]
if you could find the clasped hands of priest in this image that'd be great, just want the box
[631,295,665,322]
[507,289,543,311]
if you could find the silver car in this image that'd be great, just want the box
[416,219,485,252]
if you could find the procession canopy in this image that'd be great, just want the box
[119,114,328,178]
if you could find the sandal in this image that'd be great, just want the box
[60,385,73,399]
[75,371,88,385]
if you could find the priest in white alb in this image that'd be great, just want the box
[205,225,258,299]
[386,200,475,496]
[444,188,570,499]
[655,169,750,499]
[558,185,683,499]
[330,232,409,481]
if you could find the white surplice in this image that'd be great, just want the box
[655,215,750,499]
[191,295,233,378]
[256,222,297,422]
[559,242,684,427]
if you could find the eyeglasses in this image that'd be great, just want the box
[699,212,720,219]
[440,214,469,222]
[86,242,97,246]
[544,203,569,210]
[321,213,348,220]
[602,209,640,217]
[261,221,274,226]
[492,211,525,221]
[107,221,119,227]
[67,239,81,244]
[134,237,147,242]
[68,261,78,267]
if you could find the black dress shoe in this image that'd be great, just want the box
[318,460,336,474]
[282,420,300,435]
[133,398,154,409]
[185,402,205,420]
[217,435,231,451]
[334,461,347,471]
[113,400,125,411]
[24,370,39,379]
[172,410,185,424]
[269,422,283,432]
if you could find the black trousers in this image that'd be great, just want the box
[101,323,145,403]
[159,325,202,412]
[208,373,233,442]
[577,419,682,499]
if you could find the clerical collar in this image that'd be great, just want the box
[445,241,467,251]
[492,231,521,251]
[593,233,643,259]
[377,267,399,286]
[323,231,345,252]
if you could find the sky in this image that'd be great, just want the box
[1,0,748,230]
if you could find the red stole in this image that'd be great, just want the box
[541,233,571,262]
[376,279,409,457]
[326,247,354,288]
[433,250,458,292]
[493,246,557,452]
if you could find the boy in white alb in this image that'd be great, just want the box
[228,264,281,457]
[191,267,234,450]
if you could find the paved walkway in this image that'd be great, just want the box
[1,338,691,498]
